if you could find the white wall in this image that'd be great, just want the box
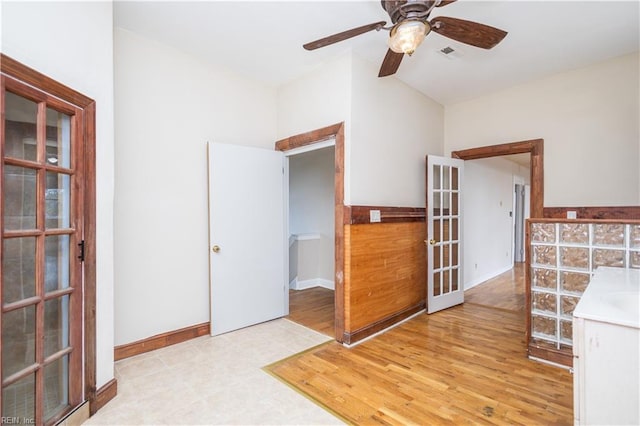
[463,157,530,289]
[277,54,352,204]
[277,54,352,141]
[2,1,115,389]
[277,53,444,208]
[350,55,444,207]
[445,53,640,207]
[293,238,321,283]
[113,29,277,345]
[288,239,298,283]
[289,146,335,284]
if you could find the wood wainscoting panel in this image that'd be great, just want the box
[343,221,426,343]
[544,206,640,220]
[528,340,573,367]
[114,322,210,361]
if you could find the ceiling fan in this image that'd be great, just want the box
[303,0,508,77]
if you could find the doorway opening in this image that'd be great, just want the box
[452,139,543,216]
[452,139,543,314]
[286,144,335,336]
[513,180,531,264]
[275,123,345,342]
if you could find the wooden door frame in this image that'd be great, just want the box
[275,123,346,342]
[451,138,543,357]
[451,138,544,218]
[1,54,98,414]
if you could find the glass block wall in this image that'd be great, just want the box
[530,222,640,350]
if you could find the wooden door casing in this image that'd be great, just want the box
[1,54,97,422]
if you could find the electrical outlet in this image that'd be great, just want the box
[567,211,577,219]
[370,210,381,223]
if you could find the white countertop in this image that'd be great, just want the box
[573,267,640,329]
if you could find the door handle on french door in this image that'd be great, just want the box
[212,245,221,253]
[429,239,437,245]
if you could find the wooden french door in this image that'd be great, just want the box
[426,155,464,313]
[1,67,88,424]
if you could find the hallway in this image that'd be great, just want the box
[465,263,526,313]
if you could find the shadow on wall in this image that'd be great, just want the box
[289,234,334,290]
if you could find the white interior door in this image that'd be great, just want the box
[427,155,464,313]
[208,142,286,335]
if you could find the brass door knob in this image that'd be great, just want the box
[429,239,437,245]
[212,245,221,253]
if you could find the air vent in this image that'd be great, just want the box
[438,46,462,60]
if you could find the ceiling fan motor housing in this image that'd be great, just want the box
[381,0,435,24]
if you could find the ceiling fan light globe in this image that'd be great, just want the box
[388,20,429,55]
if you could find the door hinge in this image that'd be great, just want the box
[78,240,85,262]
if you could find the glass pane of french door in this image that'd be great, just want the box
[2,83,81,424]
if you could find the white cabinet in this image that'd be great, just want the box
[573,267,640,425]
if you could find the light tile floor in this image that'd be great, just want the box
[84,319,343,425]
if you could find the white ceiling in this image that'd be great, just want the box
[114,1,639,105]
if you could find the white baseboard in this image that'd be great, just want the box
[464,264,513,290]
[289,277,297,289]
[290,277,335,291]
[316,278,334,290]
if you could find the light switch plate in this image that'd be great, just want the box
[567,211,577,219]
[370,210,381,223]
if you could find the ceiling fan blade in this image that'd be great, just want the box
[303,21,386,51]
[430,16,507,49]
[436,0,457,7]
[378,49,404,77]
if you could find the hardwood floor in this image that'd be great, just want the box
[268,265,573,425]
[288,287,335,337]
[288,264,524,338]
[465,263,526,313]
